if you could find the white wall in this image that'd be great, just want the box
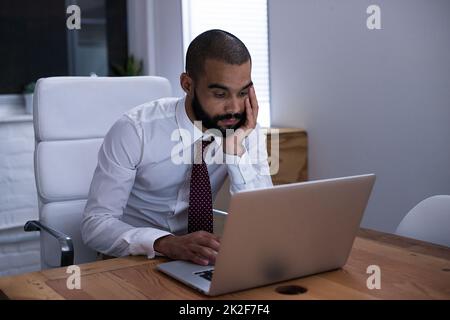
[127,0,155,76]
[127,0,185,97]
[0,112,40,276]
[268,0,450,232]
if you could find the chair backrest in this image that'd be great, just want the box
[34,76,172,269]
[395,195,450,248]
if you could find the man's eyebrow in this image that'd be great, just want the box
[207,81,253,91]
[207,83,229,91]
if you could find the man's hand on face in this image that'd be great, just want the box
[223,86,259,156]
[154,231,220,266]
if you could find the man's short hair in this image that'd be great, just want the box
[185,29,251,80]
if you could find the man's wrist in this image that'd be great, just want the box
[153,234,174,255]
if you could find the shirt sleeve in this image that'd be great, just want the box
[225,124,273,194]
[81,116,172,259]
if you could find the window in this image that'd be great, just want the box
[182,0,271,127]
[67,0,109,76]
[0,0,128,94]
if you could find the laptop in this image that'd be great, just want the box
[157,174,376,296]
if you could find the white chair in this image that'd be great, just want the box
[24,76,172,269]
[395,195,450,247]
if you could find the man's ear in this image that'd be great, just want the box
[180,73,193,95]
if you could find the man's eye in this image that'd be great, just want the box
[240,91,249,97]
[214,92,226,98]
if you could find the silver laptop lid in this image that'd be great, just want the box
[209,174,375,296]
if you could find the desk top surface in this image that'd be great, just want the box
[0,228,449,300]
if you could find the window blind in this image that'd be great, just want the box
[182,0,271,127]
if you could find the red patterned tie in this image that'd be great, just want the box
[188,139,214,233]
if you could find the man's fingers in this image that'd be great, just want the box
[195,231,220,243]
[210,233,221,242]
[246,97,256,129]
[190,254,209,266]
[243,97,254,130]
[192,244,218,263]
[197,235,220,252]
[249,86,259,122]
[186,243,211,265]
[249,86,258,105]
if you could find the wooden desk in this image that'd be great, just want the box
[0,228,448,300]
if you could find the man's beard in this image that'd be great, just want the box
[192,90,246,137]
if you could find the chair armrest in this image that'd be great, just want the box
[24,220,74,267]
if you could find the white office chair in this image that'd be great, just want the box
[24,76,172,269]
[395,195,450,248]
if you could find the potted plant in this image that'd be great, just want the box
[111,55,143,76]
[23,81,36,114]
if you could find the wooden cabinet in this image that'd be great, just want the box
[213,128,308,211]
[265,128,308,185]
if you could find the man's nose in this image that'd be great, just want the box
[224,97,242,115]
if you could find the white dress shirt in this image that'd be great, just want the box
[81,96,273,258]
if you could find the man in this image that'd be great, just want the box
[81,29,273,266]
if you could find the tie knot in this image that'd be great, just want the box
[202,137,214,150]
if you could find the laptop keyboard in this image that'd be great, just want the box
[195,269,214,281]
